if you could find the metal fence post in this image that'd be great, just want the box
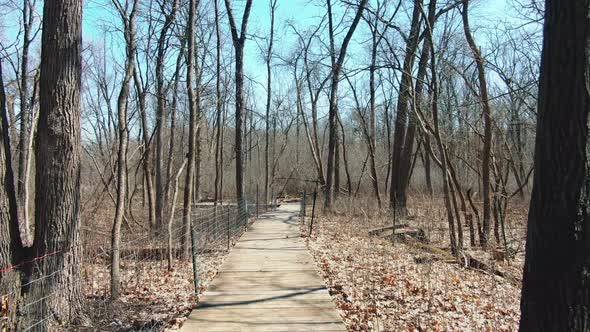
[227,206,231,250]
[309,191,317,237]
[190,213,199,294]
[243,199,248,232]
[256,184,260,217]
[301,191,307,224]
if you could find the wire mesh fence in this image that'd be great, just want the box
[1,198,277,331]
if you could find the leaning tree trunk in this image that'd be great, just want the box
[519,1,590,330]
[324,0,368,209]
[461,0,492,247]
[30,0,84,327]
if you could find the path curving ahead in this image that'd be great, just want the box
[180,203,346,332]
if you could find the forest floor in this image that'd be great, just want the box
[79,255,224,331]
[76,196,527,331]
[305,197,527,331]
[76,200,237,331]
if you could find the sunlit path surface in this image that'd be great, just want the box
[180,203,345,331]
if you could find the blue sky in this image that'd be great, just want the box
[80,0,512,79]
[2,0,513,84]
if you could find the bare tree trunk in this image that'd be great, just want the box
[6,95,18,156]
[324,0,368,209]
[368,40,381,207]
[168,159,186,270]
[225,0,253,211]
[133,69,155,227]
[182,0,198,260]
[399,2,436,204]
[16,0,35,247]
[425,16,458,257]
[411,0,459,255]
[295,68,325,184]
[1,58,25,275]
[461,0,492,247]
[165,48,185,216]
[384,97,392,193]
[334,128,340,199]
[30,0,84,326]
[337,113,352,195]
[110,0,137,301]
[293,24,328,186]
[219,94,228,204]
[0,60,24,332]
[155,0,179,231]
[423,135,434,196]
[364,4,391,207]
[390,0,422,214]
[265,0,277,205]
[214,0,223,205]
[195,97,202,203]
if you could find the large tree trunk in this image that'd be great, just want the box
[233,36,246,208]
[1,57,24,275]
[30,0,83,327]
[519,1,590,330]
[225,0,253,213]
[0,59,23,332]
[389,0,422,214]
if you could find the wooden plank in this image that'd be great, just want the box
[180,203,346,332]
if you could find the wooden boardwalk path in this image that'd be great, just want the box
[180,203,346,331]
